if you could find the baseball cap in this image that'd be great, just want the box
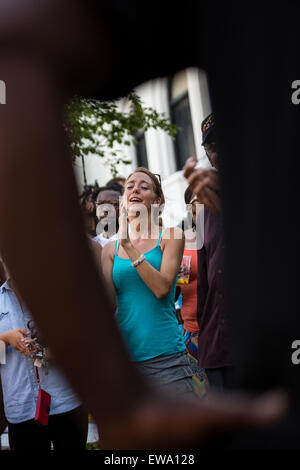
[201,113,216,145]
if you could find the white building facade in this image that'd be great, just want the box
[74,67,212,226]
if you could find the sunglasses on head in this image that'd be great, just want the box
[153,173,161,186]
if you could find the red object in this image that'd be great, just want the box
[180,248,199,333]
[34,388,51,426]
[34,367,51,426]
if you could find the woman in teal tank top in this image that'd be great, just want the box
[102,167,197,399]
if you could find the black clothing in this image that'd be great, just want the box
[197,207,232,369]
[8,406,88,451]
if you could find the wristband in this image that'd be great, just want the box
[131,254,145,268]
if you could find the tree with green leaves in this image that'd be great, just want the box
[66,92,177,183]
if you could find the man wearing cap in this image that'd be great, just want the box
[184,113,233,391]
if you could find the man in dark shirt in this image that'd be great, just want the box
[184,114,233,391]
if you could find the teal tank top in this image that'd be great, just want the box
[112,230,186,362]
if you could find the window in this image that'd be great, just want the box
[169,70,196,170]
[135,131,148,168]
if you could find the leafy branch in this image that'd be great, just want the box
[66,92,177,178]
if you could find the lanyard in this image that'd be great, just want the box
[35,366,41,390]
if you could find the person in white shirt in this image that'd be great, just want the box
[93,184,122,247]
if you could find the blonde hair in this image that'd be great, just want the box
[125,167,164,227]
